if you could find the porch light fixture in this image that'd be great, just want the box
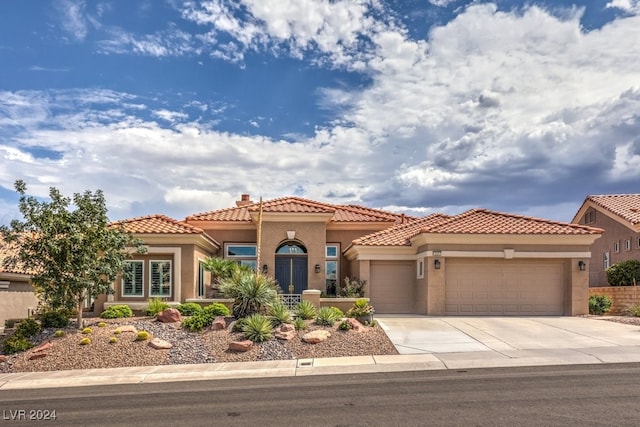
[578,261,586,271]
[315,264,321,273]
[434,259,441,270]
[262,264,268,274]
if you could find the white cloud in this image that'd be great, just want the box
[152,109,188,122]
[56,0,89,41]
[606,0,640,13]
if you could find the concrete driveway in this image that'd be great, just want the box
[376,315,640,369]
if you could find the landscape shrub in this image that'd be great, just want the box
[109,337,117,344]
[2,335,33,354]
[146,298,170,316]
[113,329,122,335]
[100,305,133,319]
[219,271,279,318]
[606,260,640,286]
[339,320,352,331]
[54,330,65,338]
[266,302,291,326]
[39,310,70,329]
[79,337,91,345]
[315,306,343,326]
[176,302,203,316]
[340,276,366,297]
[204,303,230,317]
[136,330,151,341]
[241,314,273,343]
[294,300,316,320]
[589,295,613,315]
[182,303,230,331]
[4,318,25,329]
[82,327,93,334]
[97,322,107,328]
[626,303,640,317]
[346,299,375,318]
[15,318,41,338]
[293,318,307,331]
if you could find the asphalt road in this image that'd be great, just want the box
[2,363,640,426]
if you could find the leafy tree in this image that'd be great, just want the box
[606,260,640,286]
[0,180,145,328]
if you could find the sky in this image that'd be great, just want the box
[1,0,639,225]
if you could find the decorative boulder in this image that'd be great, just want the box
[28,353,48,360]
[157,308,182,323]
[211,316,226,331]
[345,318,366,332]
[118,325,138,333]
[33,341,53,353]
[0,355,7,363]
[302,330,331,344]
[229,340,253,352]
[274,323,296,340]
[149,338,173,350]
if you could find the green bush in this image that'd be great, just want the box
[79,337,91,345]
[589,294,613,315]
[4,318,25,329]
[293,317,307,331]
[54,330,65,338]
[182,303,231,331]
[339,319,352,330]
[100,305,133,319]
[346,299,375,318]
[109,337,117,344]
[606,260,640,286]
[146,298,170,316]
[15,318,41,338]
[3,335,33,354]
[82,327,93,334]
[39,310,70,329]
[220,271,279,318]
[241,314,273,343]
[315,306,343,326]
[97,322,107,328]
[136,330,151,341]
[294,300,316,320]
[340,276,366,297]
[113,328,122,335]
[176,302,203,316]
[267,302,291,326]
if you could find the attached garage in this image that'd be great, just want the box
[445,259,565,315]
[369,261,415,313]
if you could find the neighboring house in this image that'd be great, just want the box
[102,195,602,316]
[0,239,37,329]
[572,194,640,287]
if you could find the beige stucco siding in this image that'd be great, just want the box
[0,281,38,327]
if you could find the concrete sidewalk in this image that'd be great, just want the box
[2,316,640,390]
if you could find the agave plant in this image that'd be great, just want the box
[241,314,273,342]
[294,300,317,320]
[266,301,292,326]
[219,271,279,318]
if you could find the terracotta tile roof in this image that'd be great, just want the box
[421,209,603,235]
[0,238,31,275]
[353,214,451,246]
[586,194,640,225]
[110,214,206,234]
[186,197,409,224]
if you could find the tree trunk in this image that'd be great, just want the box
[76,298,85,329]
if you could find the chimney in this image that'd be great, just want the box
[236,194,253,206]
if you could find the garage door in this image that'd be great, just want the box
[369,261,415,313]
[445,259,565,315]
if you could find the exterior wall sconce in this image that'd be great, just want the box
[262,264,268,274]
[434,259,441,270]
[578,261,586,271]
[315,264,321,273]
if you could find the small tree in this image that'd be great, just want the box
[606,260,640,286]
[0,180,145,328]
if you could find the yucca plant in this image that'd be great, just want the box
[315,306,343,326]
[293,317,307,331]
[294,300,317,320]
[220,271,279,318]
[146,297,170,316]
[241,314,273,343]
[267,301,292,326]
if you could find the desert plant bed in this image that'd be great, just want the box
[0,316,397,373]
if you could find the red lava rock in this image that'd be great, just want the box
[0,355,7,363]
[156,308,182,323]
[274,324,296,340]
[228,340,253,352]
[345,318,366,332]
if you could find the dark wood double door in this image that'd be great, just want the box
[275,256,307,294]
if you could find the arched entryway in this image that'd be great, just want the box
[274,241,308,294]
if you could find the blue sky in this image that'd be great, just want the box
[1,0,639,225]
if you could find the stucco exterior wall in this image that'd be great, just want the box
[0,280,38,328]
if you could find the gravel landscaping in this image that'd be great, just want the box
[0,316,398,373]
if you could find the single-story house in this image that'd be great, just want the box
[571,194,640,287]
[0,240,38,329]
[99,195,602,316]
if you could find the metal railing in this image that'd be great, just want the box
[280,294,302,309]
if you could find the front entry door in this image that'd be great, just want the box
[275,256,307,294]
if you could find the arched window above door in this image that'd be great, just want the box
[276,241,307,254]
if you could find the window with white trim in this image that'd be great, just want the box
[122,261,144,297]
[197,260,206,298]
[625,239,631,251]
[637,236,640,249]
[150,260,172,297]
[225,244,257,270]
[604,252,610,270]
[614,241,620,253]
[325,244,339,295]
[417,259,424,279]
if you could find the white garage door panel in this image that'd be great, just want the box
[370,261,414,314]
[445,260,565,315]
